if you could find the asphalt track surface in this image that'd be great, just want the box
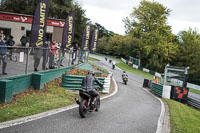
[0,55,161,133]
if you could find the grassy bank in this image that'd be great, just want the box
[90,54,154,80]
[0,78,78,122]
[165,99,200,133]
[116,60,154,80]
[189,88,200,95]
[88,57,100,61]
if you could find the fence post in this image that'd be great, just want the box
[25,47,30,74]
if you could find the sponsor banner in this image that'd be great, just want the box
[90,27,99,51]
[0,12,64,27]
[81,22,91,50]
[30,0,49,47]
[61,11,75,48]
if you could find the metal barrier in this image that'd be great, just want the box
[0,46,89,78]
[187,95,200,110]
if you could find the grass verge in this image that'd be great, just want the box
[0,78,78,122]
[116,60,154,80]
[88,57,100,61]
[189,88,200,95]
[164,99,200,133]
[90,53,154,80]
[89,62,109,74]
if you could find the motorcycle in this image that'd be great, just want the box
[75,88,101,118]
[112,64,115,69]
[123,77,128,85]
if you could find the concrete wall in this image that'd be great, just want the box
[0,66,73,103]
[0,20,54,45]
[53,26,63,43]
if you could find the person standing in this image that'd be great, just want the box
[6,35,15,60]
[0,35,7,75]
[71,42,79,65]
[42,41,50,70]
[49,40,56,69]
[0,30,6,41]
[20,34,28,47]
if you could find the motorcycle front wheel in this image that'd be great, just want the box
[79,99,88,118]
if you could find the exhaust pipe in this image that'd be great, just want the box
[75,98,80,105]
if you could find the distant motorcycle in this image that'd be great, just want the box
[112,64,115,69]
[75,88,101,118]
[123,77,128,85]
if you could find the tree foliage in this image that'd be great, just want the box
[0,0,88,43]
[176,28,200,84]
[123,0,177,72]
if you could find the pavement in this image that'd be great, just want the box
[0,55,165,133]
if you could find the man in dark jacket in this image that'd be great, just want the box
[0,35,7,75]
[82,70,103,104]
[6,35,15,60]
[71,42,79,65]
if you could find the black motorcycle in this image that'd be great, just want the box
[75,88,101,118]
[112,64,115,69]
[123,77,128,85]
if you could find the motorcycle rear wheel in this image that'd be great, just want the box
[79,99,88,118]
[95,96,100,112]
[124,81,127,85]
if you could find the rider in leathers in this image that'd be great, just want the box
[82,71,103,105]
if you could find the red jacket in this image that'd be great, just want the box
[50,43,56,55]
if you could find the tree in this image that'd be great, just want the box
[175,28,200,85]
[123,0,177,72]
[0,0,88,44]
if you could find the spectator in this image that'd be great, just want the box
[0,35,7,75]
[6,35,15,60]
[59,42,65,66]
[49,40,56,69]
[33,47,43,72]
[42,41,50,70]
[71,42,79,65]
[20,34,28,47]
[0,30,6,41]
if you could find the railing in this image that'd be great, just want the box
[0,46,89,78]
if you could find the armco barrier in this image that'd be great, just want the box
[152,83,163,97]
[0,66,73,103]
[62,74,105,92]
[187,96,200,110]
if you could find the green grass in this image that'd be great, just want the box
[165,99,200,133]
[0,82,77,122]
[116,60,154,80]
[88,57,100,61]
[89,62,109,74]
[91,53,155,80]
[189,88,200,95]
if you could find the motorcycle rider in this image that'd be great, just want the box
[82,70,103,106]
[122,71,128,80]
[112,61,116,69]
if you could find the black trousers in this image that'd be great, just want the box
[88,89,99,97]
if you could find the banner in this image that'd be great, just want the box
[0,12,64,27]
[61,11,75,48]
[30,0,49,47]
[81,22,91,50]
[90,27,99,51]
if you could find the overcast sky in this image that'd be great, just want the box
[76,0,200,35]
